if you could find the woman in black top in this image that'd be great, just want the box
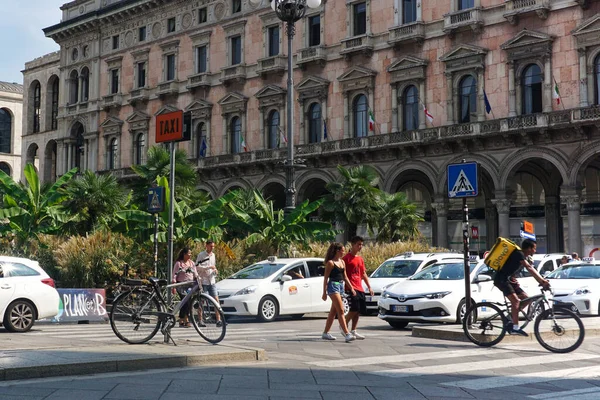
[321,242,356,342]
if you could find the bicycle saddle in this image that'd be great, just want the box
[149,277,168,286]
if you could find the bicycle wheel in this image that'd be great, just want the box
[534,308,585,353]
[463,302,508,347]
[110,288,162,344]
[189,293,226,344]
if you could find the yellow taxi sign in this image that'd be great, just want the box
[523,221,534,234]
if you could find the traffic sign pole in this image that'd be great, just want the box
[166,141,175,344]
[463,195,471,316]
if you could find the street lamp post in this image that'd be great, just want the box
[250,0,322,214]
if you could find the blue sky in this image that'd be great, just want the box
[0,0,64,84]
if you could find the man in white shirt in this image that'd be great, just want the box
[196,240,222,326]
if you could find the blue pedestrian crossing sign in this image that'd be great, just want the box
[447,162,478,198]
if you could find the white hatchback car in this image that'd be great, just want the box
[0,256,60,332]
[546,258,600,315]
[364,252,465,313]
[216,257,336,322]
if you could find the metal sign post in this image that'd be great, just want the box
[448,160,479,316]
[147,186,165,278]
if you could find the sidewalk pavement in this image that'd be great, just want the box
[0,328,265,382]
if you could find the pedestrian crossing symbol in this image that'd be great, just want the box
[447,162,478,198]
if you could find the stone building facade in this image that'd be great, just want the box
[20,0,600,255]
[0,81,23,178]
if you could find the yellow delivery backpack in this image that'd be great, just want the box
[484,237,521,271]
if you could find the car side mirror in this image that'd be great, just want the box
[280,275,292,283]
[474,274,492,283]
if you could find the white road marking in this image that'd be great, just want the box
[529,387,600,399]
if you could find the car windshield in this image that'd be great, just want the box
[546,264,600,279]
[371,260,422,278]
[230,263,286,279]
[410,262,475,280]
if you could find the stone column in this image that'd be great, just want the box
[579,48,589,108]
[432,199,449,248]
[222,117,228,154]
[445,73,454,125]
[67,142,73,171]
[419,81,426,129]
[259,107,266,148]
[543,55,553,113]
[485,201,498,250]
[477,67,485,121]
[545,196,560,252]
[343,94,349,138]
[508,62,517,117]
[492,198,511,238]
[561,191,582,255]
[391,85,398,132]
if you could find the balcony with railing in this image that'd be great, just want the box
[503,0,550,24]
[101,94,123,110]
[296,46,326,67]
[220,64,247,85]
[197,106,600,169]
[128,87,149,104]
[157,81,178,97]
[186,73,211,91]
[388,22,425,46]
[443,8,483,34]
[339,34,374,58]
[256,55,287,77]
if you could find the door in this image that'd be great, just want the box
[278,263,312,315]
[0,264,16,315]
[538,260,555,277]
[306,260,330,312]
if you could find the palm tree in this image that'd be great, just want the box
[321,165,382,238]
[61,170,131,235]
[0,164,77,248]
[376,191,423,242]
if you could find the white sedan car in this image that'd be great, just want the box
[378,261,506,329]
[546,260,600,315]
[0,256,60,332]
[216,257,337,322]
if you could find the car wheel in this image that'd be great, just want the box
[342,296,350,316]
[3,300,36,333]
[456,299,468,324]
[257,296,279,322]
[387,320,409,329]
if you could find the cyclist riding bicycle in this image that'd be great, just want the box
[493,238,550,336]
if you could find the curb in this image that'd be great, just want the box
[0,346,266,382]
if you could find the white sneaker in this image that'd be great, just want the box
[351,330,365,340]
[345,332,356,342]
[322,332,336,340]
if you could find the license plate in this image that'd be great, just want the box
[392,305,408,313]
[366,296,373,302]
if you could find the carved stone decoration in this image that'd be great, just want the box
[79,5,85,14]
[431,202,448,218]
[500,30,554,62]
[218,92,248,115]
[492,199,511,214]
[255,85,286,110]
[185,99,214,120]
[182,12,193,29]
[387,56,428,85]
[561,194,582,212]
[100,117,124,137]
[126,111,151,132]
[248,0,261,9]
[152,22,163,39]
[296,76,330,103]
[155,105,180,116]
[439,44,488,73]
[214,1,227,21]
[124,31,134,47]
[572,14,600,48]
[337,66,377,93]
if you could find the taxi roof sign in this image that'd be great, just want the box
[582,257,595,262]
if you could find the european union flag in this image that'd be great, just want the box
[199,137,207,158]
[484,90,492,114]
[323,119,328,140]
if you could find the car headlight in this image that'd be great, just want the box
[573,287,591,296]
[382,290,391,299]
[233,286,257,296]
[423,291,451,299]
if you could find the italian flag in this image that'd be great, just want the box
[240,133,248,152]
[368,110,375,132]
[553,80,561,105]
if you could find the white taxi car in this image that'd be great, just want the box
[0,256,60,332]
[546,258,600,315]
[364,252,464,314]
[216,257,336,322]
[378,260,507,329]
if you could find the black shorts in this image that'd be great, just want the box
[348,290,367,314]
[494,279,525,297]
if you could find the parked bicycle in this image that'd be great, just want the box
[463,287,584,353]
[109,270,226,345]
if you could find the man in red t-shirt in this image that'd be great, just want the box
[343,235,373,340]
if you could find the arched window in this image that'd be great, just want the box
[50,77,59,130]
[108,138,118,170]
[230,116,241,154]
[0,108,11,153]
[196,122,207,158]
[522,64,543,115]
[353,94,368,138]
[403,85,419,131]
[267,110,280,149]
[308,103,322,143]
[0,162,10,177]
[594,54,600,105]
[69,70,79,104]
[459,75,477,123]
[134,133,146,165]
[33,82,41,133]
[81,67,89,102]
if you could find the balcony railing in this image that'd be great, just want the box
[186,73,210,90]
[296,46,326,66]
[101,94,123,110]
[220,64,247,84]
[443,8,483,33]
[128,87,149,104]
[157,81,178,97]
[504,0,550,24]
[256,55,286,76]
[196,107,600,169]
[339,34,374,57]
[388,22,425,46]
